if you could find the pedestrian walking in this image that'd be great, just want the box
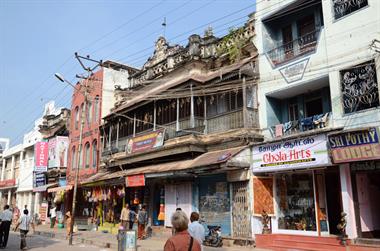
[65,211,72,240]
[128,207,137,230]
[120,204,130,230]
[137,205,148,240]
[0,205,13,248]
[188,212,205,251]
[14,209,34,250]
[50,204,56,228]
[164,211,201,251]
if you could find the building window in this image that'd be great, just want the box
[340,60,379,114]
[84,143,90,168]
[333,0,368,20]
[94,96,100,123]
[86,102,92,126]
[207,90,243,117]
[74,106,79,130]
[288,98,299,121]
[92,140,97,168]
[71,146,76,170]
[276,173,316,231]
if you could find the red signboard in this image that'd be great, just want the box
[0,179,16,187]
[35,142,48,172]
[125,175,145,187]
[126,130,164,154]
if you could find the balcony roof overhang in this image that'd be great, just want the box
[262,0,321,23]
[266,75,329,99]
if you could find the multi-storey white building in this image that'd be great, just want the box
[252,0,380,248]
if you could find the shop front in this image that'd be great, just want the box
[251,133,342,243]
[329,127,380,240]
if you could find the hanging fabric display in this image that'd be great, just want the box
[158,188,165,221]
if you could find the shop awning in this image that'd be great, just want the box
[188,146,249,169]
[81,146,249,184]
[33,183,58,192]
[47,185,73,193]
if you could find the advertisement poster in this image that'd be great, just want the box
[329,127,380,163]
[35,142,48,172]
[48,136,69,168]
[39,202,48,223]
[126,130,165,154]
[251,134,330,173]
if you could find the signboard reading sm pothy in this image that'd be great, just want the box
[252,134,330,173]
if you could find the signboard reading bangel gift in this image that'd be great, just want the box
[328,127,380,163]
[252,134,330,173]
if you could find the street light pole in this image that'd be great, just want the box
[68,79,87,245]
[55,53,101,245]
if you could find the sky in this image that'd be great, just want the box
[0,0,254,147]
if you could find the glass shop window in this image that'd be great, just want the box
[276,173,317,231]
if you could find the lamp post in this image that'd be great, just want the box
[55,73,88,245]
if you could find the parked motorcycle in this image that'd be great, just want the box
[203,225,223,247]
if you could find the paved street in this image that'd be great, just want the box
[5,232,111,251]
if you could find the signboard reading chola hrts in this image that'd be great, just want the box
[329,127,380,163]
[251,134,330,173]
[35,142,48,172]
[126,130,165,154]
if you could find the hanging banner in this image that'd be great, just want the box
[125,175,145,187]
[35,142,48,172]
[251,134,330,173]
[48,136,69,168]
[126,130,165,154]
[0,179,16,188]
[329,127,380,163]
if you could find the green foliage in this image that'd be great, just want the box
[217,27,248,63]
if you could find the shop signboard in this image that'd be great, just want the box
[35,141,48,172]
[328,127,380,163]
[125,130,165,154]
[39,202,48,223]
[251,134,330,173]
[125,174,145,187]
[48,136,69,168]
[34,172,46,188]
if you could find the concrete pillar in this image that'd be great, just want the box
[176,99,180,131]
[34,192,40,217]
[7,190,11,205]
[11,155,15,179]
[339,164,358,239]
[28,192,33,215]
[1,158,5,181]
[190,83,195,128]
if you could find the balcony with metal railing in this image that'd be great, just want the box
[266,29,320,67]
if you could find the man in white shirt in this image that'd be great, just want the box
[50,205,56,229]
[188,212,205,251]
[0,205,13,248]
[15,209,34,250]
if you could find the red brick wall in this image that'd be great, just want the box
[67,69,103,184]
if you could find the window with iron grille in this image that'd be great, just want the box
[340,59,379,114]
[333,0,368,20]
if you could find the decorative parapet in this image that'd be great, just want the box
[113,14,256,109]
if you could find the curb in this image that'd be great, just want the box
[34,230,116,249]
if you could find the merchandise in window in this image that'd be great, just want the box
[276,173,316,231]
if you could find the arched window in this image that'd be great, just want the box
[71,146,76,170]
[78,145,83,169]
[92,140,97,168]
[94,96,100,123]
[74,106,79,130]
[85,142,90,168]
[86,102,92,126]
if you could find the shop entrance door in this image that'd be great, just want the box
[231,181,251,238]
[324,169,342,236]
